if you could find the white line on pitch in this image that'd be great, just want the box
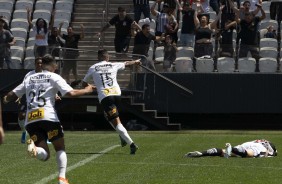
[34,145,119,184]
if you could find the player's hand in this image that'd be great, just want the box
[55,94,61,101]
[84,84,96,93]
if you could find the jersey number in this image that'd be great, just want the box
[28,90,46,109]
[100,73,113,88]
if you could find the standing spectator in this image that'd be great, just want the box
[228,0,260,20]
[165,11,179,43]
[3,54,95,184]
[131,22,163,71]
[180,2,196,47]
[163,35,177,72]
[193,9,220,57]
[97,7,133,54]
[0,17,15,69]
[48,27,65,58]
[58,23,85,84]
[0,98,4,144]
[82,49,140,154]
[219,19,237,57]
[0,16,13,69]
[133,0,151,23]
[27,8,55,57]
[237,6,265,64]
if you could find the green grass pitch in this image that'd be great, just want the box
[1,130,282,184]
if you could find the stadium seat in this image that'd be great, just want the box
[237,57,256,72]
[0,9,11,22]
[24,56,36,69]
[177,46,194,58]
[155,46,164,62]
[260,47,277,58]
[14,37,26,47]
[13,9,28,19]
[0,1,14,13]
[55,1,73,12]
[35,1,53,12]
[11,28,28,39]
[259,57,278,73]
[33,10,52,22]
[175,57,193,73]
[217,57,235,73]
[260,20,278,30]
[27,37,35,47]
[11,46,24,59]
[11,19,29,30]
[11,57,23,69]
[195,57,214,73]
[53,19,69,29]
[25,46,35,58]
[55,10,72,22]
[260,38,277,48]
[15,0,34,10]
[262,1,271,10]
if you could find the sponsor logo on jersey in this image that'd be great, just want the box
[102,87,119,96]
[95,64,113,71]
[28,108,44,122]
[29,74,51,84]
[48,130,58,140]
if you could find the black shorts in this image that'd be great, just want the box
[25,120,64,144]
[101,96,121,121]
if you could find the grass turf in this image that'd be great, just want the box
[0,130,282,184]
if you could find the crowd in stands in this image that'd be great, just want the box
[0,0,280,74]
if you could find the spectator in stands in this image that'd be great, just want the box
[48,27,65,58]
[133,0,151,23]
[249,0,262,11]
[97,7,133,55]
[131,22,163,71]
[58,23,85,84]
[0,17,15,70]
[195,0,210,13]
[210,0,219,14]
[219,19,237,57]
[163,35,177,72]
[3,54,95,184]
[236,5,265,66]
[228,0,260,20]
[193,8,220,58]
[167,9,179,42]
[82,49,140,154]
[0,98,4,144]
[180,2,196,47]
[264,25,277,39]
[27,8,55,58]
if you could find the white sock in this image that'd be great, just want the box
[36,147,48,161]
[56,150,67,179]
[116,123,133,145]
[18,118,25,131]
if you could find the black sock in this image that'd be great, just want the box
[201,148,223,156]
[232,147,247,157]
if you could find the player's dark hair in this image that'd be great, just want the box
[98,49,109,61]
[42,54,55,65]
[35,57,42,63]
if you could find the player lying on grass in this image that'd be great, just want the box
[185,139,277,158]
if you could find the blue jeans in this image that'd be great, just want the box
[180,34,195,47]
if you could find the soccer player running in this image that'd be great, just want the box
[82,49,140,154]
[17,57,43,143]
[185,139,277,158]
[3,54,95,184]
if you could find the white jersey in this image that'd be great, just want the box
[13,70,73,125]
[235,139,275,157]
[83,61,125,102]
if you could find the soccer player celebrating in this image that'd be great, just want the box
[185,139,277,158]
[3,54,95,184]
[82,49,140,154]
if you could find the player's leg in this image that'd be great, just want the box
[102,97,138,154]
[185,148,223,157]
[48,122,69,184]
[25,122,50,161]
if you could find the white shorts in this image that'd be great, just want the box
[235,142,267,157]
